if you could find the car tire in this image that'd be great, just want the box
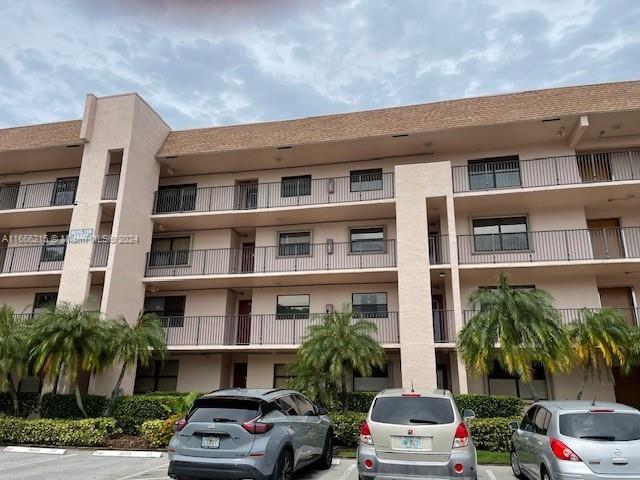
[316,432,333,470]
[272,449,294,480]
[542,467,552,480]
[510,448,526,480]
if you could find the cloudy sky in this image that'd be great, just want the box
[1,0,639,129]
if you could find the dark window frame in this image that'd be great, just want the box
[40,231,67,263]
[277,231,311,257]
[273,363,292,388]
[276,294,310,320]
[133,359,179,393]
[144,296,186,327]
[472,216,529,252]
[156,183,197,213]
[33,292,58,315]
[349,226,385,254]
[467,155,521,190]
[350,168,383,192]
[50,177,79,206]
[352,292,388,318]
[280,175,311,198]
[149,236,191,267]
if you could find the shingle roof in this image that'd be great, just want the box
[0,120,82,153]
[158,80,640,157]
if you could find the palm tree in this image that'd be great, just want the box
[290,305,386,411]
[28,303,111,417]
[106,313,167,415]
[0,305,29,416]
[457,273,572,400]
[568,308,635,400]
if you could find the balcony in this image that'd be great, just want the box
[160,312,400,348]
[428,234,450,265]
[464,307,639,328]
[457,226,640,266]
[452,150,640,193]
[90,241,111,268]
[102,174,120,201]
[433,309,456,343]
[0,245,65,274]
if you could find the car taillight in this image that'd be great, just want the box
[242,416,273,434]
[452,422,469,448]
[550,438,581,461]
[174,418,187,432]
[360,421,374,445]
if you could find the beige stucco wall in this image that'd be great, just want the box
[174,353,224,392]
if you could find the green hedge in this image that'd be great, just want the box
[468,417,519,452]
[41,393,109,419]
[112,396,172,434]
[0,417,121,447]
[454,394,524,418]
[140,415,181,448]
[346,392,377,413]
[329,411,366,448]
[0,392,40,417]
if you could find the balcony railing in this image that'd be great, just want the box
[0,245,65,273]
[0,178,78,210]
[152,172,395,214]
[464,307,640,328]
[91,241,110,267]
[428,234,449,264]
[433,309,456,342]
[145,240,397,277]
[457,227,640,264]
[160,312,400,346]
[452,150,640,193]
[102,174,120,200]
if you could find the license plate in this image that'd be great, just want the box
[201,436,220,449]
[400,436,423,449]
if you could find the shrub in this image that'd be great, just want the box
[346,392,377,413]
[0,417,120,447]
[141,414,181,448]
[454,394,523,418]
[0,392,40,417]
[112,396,172,434]
[468,417,520,452]
[329,411,366,448]
[40,393,109,419]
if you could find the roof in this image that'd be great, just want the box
[203,388,293,400]
[376,388,452,398]
[0,120,82,153]
[537,400,639,412]
[158,80,640,157]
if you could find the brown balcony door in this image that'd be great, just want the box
[577,153,612,182]
[232,362,248,388]
[241,243,255,273]
[237,300,252,345]
[235,180,258,210]
[588,218,625,259]
[0,183,19,210]
[599,287,637,326]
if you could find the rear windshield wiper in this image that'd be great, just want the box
[579,435,616,441]
[211,417,236,423]
[409,418,438,424]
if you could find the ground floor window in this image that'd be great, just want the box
[273,364,292,388]
[33,292,58,315]
[487,361,548,400]
[134,360,179,393]
[353,364,390,392]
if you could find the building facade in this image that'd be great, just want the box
[1,81,640,405]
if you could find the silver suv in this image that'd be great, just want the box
[357,389,477,479]
[168,388,333,480]
[510,401,640,480]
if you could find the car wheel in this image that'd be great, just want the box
[542,467,551,480]
[273,449,294,480]
[510,448,525,479]
[316,432,333,470]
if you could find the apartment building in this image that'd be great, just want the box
[1,81,640,406]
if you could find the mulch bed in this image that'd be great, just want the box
[103,435,149,450]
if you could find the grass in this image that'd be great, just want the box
[477,450,510,465]
[334,447,357,458]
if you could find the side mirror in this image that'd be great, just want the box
[462,409,476,421]
[509,421,519,431]
[316,406,327,416]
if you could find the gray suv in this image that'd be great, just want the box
[168,388,333,480]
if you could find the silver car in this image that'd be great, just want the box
[510,401,640,480]
[168,388,333,480]
[357,389,477,480]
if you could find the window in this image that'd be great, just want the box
[188,397,261,423]
[33,292,57,315]
[576,152,612,183]
[156,184,197,213]
[352,292,388,317]
[149,236,190,267]
[0,183,19,210]
[51,177,78,206]
[144,296,186,327]
[370,396,454,425]
[273,364,292,388]
[520,407,537,432]
[353,364,389,392]
[473,217,529,252]
[533,407,551,436]
[559,412,640,441]
[281,175,311,197]
[488,361,548,400]
[468,156,521,190]
[293,394,317,416]
[278,231,311,256]
[40,231,67,263]
[276,294,310,319]
[133,359,179,393]
[276,395,301,416]
[350,227,384,253]
[350,168,383,192]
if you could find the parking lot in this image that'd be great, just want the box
[0,448,515,480]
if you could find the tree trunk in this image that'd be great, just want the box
[523,381,540,402]
[341,370,349,412]
[74,383,88,418]
[7,374,19,416]
[52,371,60,394]
[576,369,590,400]
[107,363,128,416]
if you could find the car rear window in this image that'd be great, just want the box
[188,397,261,423]
[559,412,640,441]
[370,396,455,425]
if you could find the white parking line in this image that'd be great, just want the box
[4,446,66,455]
[115,462,170,480]
[1,453,79,471]
[339,464,356,480]
[486,469,498,480]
